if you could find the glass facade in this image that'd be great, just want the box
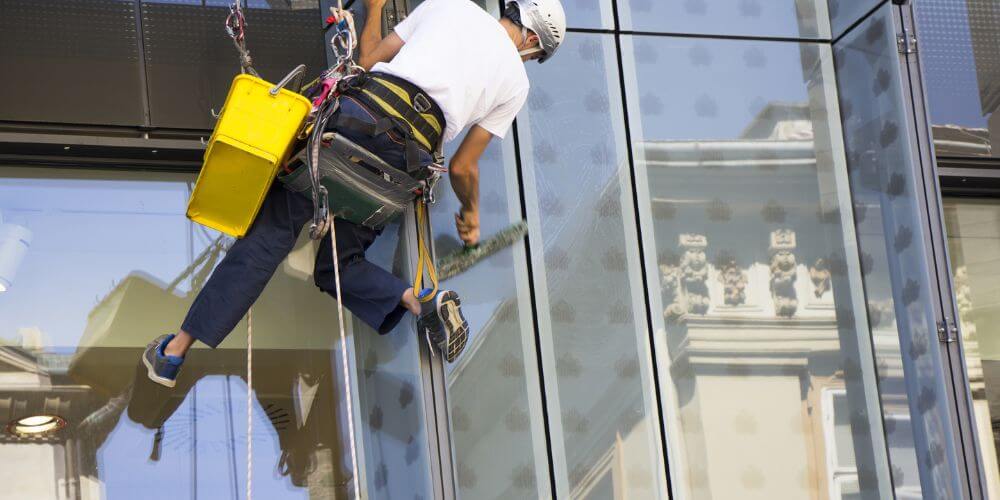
[623,31,892,499]
[1,0,996,498]
[942,197,1000,499]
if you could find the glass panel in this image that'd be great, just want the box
[618,0,831,39]
[834,5,965,498]
[0,0,145,126]
[0,167,394,498]
[517,33,667,497]
[914,0,1000,158]
[942,197,1000,498]
[140,0,326,129]
[427,137,551,498]
[349,217,437,499]
[623,33,893,499]
[560,0,613,30]
[828,0,881,39]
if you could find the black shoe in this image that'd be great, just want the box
[417,290,469,363]
[141,334,184,388]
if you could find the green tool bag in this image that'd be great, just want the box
[278,132,423,229]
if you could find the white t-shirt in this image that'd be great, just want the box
[371,0,530,144]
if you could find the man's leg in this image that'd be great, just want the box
[312,218,414,334]
[166,184,312,354]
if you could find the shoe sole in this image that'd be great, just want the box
[142,347,177,388]
[437,291,469,363]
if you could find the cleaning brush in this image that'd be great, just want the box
[436,221,528,280]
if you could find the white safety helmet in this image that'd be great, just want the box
[505,0,566,63]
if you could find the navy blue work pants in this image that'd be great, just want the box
[181,97,429,347]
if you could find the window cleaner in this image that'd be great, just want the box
[139,0,566,495]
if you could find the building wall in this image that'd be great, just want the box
[0,0,991,499]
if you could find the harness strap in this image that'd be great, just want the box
[330,106,431,177]
[359,79,441,152]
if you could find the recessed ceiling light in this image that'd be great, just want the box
[6,415,66,437]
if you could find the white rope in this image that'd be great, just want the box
[246,307,253,500]
[328,214,362,500]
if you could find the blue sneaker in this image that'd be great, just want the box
[417,290,469,363]
[141,334,184,388]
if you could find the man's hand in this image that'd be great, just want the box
[450,126,492,247]
[455,209,480,247]
[363,0,388,11]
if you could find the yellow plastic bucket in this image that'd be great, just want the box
[187,71,312,237]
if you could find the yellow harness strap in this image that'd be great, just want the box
[413,199,438,303]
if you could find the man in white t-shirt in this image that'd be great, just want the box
[359,0,566,245]
[141,0,566,386]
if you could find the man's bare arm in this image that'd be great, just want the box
[358,0,404,70]
[450,125,493,246]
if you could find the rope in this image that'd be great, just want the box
[246,307,253,500]
[327,214,362,500]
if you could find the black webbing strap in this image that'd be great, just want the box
[330,112,428,177]
[362,77,443,150]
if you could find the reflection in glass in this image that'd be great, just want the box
[618,0,831,39]
[835,7,966,498]
[0,168,415,499]
[429,137,551,498]
[915,0,1000,157]
[828,0,881,39]
[943,197,1000,499]
[518,33,667,498]
[623,34,892,498]
[348,217,437,499]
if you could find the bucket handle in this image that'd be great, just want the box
[270,64,307,96]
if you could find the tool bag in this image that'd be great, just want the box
[278,132,423,229]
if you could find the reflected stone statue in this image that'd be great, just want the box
[679,234,710,315]
[809,258,832,298]
[660,262,685,321]
[769,229,798,317]
[716,255,747,306]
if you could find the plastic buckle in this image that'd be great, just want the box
[412,93,432,113]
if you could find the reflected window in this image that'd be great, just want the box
[943,197,1000,498]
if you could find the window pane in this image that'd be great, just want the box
[943,197,1000,498]
[915,0,1000,158]
[617,0,831,39]
[0,167,414,498]
[140,1,326,129]
[349,218,437,499]
[828,0,881,39]
[517,33,668,497]
[623,34,892,498]
[0,0,145,125]
[834,6,967,498]
[429,137,552,498]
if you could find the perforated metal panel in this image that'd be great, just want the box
[0,0,145,126]
[140,1,325,129]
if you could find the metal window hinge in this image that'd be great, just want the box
[897,33,918,55]
[937,319,959,343]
